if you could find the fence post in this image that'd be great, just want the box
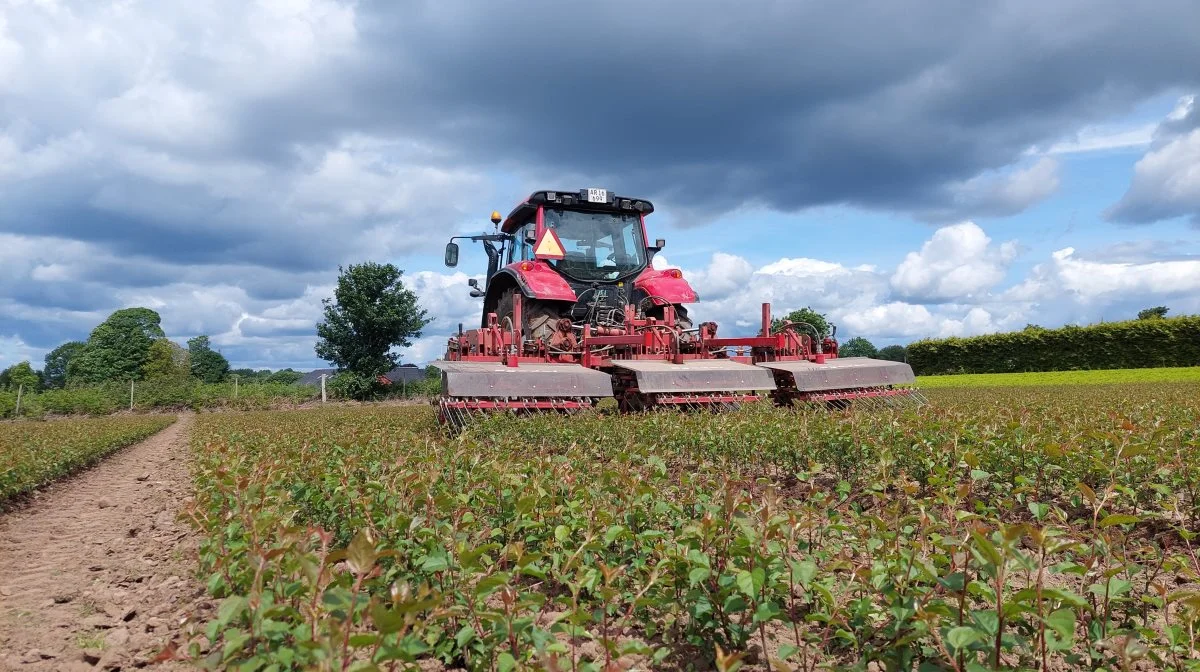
[15,383,23,416]
[320,374,327,403]
[130,379,135,411]
[233,374,239,399]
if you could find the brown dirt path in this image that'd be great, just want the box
[0,414,210,671]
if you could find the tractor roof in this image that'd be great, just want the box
[500,189,654,233]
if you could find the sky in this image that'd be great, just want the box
[2,0,1200,371]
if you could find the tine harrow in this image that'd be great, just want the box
[436,396,599,434]
[793,386,928,411]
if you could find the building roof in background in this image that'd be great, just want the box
[299,365,425,386]
[298,368,337,386]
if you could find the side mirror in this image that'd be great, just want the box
[468,278,479,288]
[655,238,666,249]
[444,242,459,267]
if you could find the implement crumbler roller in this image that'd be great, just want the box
[431,188,923,429]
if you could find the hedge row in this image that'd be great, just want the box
[0,379,319,419]
[907,316,1200,375]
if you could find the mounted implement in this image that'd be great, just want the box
[430,188,921,429]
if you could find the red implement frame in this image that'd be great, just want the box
[437,295,920,418]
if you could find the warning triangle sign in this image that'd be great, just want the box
[533,228,566,260]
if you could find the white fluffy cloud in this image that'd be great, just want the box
[890,222,1019,301]
[838,303,1004,340]
[1108,95,1200,224]
[1005,247,1200,306]
[921,158,1062,222]
[678,223,1196,346]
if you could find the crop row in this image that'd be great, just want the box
[916,367,1200,388]
[0,379,320,419]
[0,414,176,505]
[186,384,1200,671]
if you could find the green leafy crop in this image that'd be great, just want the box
[1,415,175,505]
[187,383,1200,670]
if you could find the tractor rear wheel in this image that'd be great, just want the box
[497,290,564,343]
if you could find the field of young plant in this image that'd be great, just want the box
[186,384,1200,671]
[0,414,176,505]
[917,367,1200,388]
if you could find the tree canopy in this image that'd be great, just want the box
[315,262,429,377]
[43,341,85,388]
[188,335,230,384]
[229,368,273,382]
[69,308,166,383]
[266,369,303,385]
[1137,306,1169,320]
[877,344,908,362]
[1,361,40,392]
[839,337,878,358]
[144,339,190,379]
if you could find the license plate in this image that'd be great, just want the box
[586,188,608,203]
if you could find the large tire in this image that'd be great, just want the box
[497,290,565,343]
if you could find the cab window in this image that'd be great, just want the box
[509,222,536,262]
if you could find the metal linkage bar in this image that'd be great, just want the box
[652,393,761,405]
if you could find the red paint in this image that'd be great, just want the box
[633,267,699,304]
[504,260,577,302]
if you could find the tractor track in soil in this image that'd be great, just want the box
[0,414,212,671]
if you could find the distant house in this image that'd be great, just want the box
[298,368,337,386]
[299,365,426,387]
[377,364,426,386]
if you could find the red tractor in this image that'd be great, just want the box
[433,188,919,428]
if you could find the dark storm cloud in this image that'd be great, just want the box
[0,316,92,351]
[7,0,1200,271]
[5,282,115,313]
[335,0,1200,217]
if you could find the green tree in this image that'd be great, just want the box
[315,263,429,391]
[69,308,166,383]
[877,344,907,362]
[266,368,303,385]
[229,368,270,382]
[771,306,831,339]
[143,339,189,379]
[1,361,41,392]
[188,335,230,383]
[839,336,878,358]
[43,341,86,388]
[1137,306,1169,320]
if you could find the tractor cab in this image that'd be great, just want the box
[445,189,660,282]
[443,189,687,332]
[511,203,648,282]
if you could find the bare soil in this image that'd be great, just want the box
[0,415,211,671]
